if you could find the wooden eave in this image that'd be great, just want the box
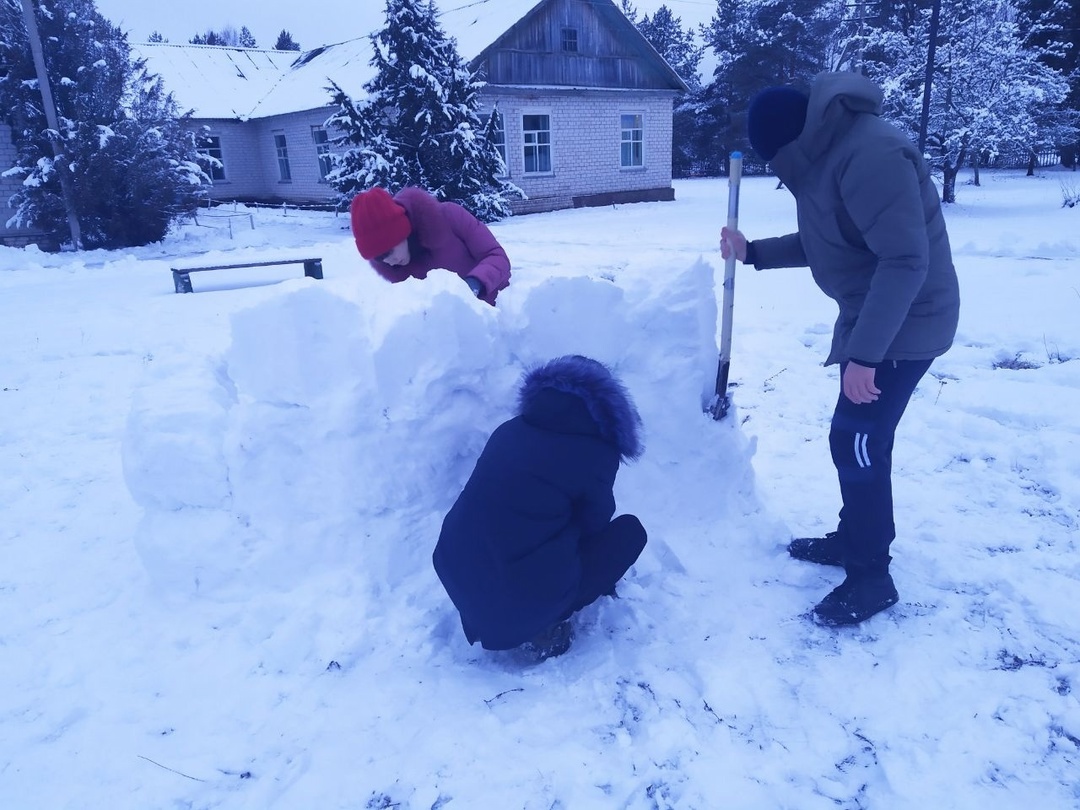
[468,0,689,93]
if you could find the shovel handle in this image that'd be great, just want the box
[715,152,743,398]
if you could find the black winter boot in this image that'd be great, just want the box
[517,620,574,663]
[812,568,898,626]
[788,531,845,567]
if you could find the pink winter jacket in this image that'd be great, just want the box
[367,187,511,306]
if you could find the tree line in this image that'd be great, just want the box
[161,27,301,51]
[625,0,1079,203]
[1,0,1075,250]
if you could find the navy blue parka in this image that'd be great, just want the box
[433,355,646,650]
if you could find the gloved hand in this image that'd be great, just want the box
[464,276,485,299]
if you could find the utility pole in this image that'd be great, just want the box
[847,0,880,74]
[918,0,942,156]
[19,0,81,249]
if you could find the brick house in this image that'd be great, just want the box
[455,0,688,212]
[0,0,686,244]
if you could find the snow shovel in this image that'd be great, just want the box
[709,151,743,421]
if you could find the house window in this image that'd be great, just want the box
[196,134,225,180]
[561,28,578,52]
[522,114,552,175]
[312,126,333,180]
[274,133,292,181]
[620,113,644,168]
[486,109,507,171]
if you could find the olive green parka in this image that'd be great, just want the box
[750,71,960,366]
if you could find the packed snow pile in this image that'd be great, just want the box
[122,260,769,609]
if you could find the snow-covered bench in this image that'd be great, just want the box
[171,257,323,293]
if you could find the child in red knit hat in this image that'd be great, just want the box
[349,187,511,306]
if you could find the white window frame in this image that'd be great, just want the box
[522,111,553,176]
[312,126,332,181]
[620,112,644,169]
[196,134,225,181]
[488,110,507,170]
[274,132,292,182]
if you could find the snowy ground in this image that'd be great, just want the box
[1,171,1078,809]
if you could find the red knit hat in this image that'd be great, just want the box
[350,188,412,260]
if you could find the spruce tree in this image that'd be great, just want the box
[274,30,300,51]
[637,5,703,89]
[701,0,837,171]
[326,0,521,221]
[704,0,835,97]
[635,5,703,177]
[0,0,210,249]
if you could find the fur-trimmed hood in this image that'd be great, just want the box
[517,355,643,462]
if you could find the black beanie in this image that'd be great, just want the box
[747,86,809,161]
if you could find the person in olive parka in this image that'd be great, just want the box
[433,355,647,661]
[721,71,961,627]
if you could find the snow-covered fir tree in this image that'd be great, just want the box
[0,0,210,249]
[325,0,521,222]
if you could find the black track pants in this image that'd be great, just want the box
[829,359,933,569]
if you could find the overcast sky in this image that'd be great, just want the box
[94,0,375,48]
[93,0,716,50]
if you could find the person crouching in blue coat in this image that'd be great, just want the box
[433,355,647,662]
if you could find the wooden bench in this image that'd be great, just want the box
[171,257,323,293]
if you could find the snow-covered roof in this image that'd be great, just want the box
[242,39,374,118]
[133,0,594,121]
[133,2,707,120]
[135,44,302,119]
[439,0,547,60]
